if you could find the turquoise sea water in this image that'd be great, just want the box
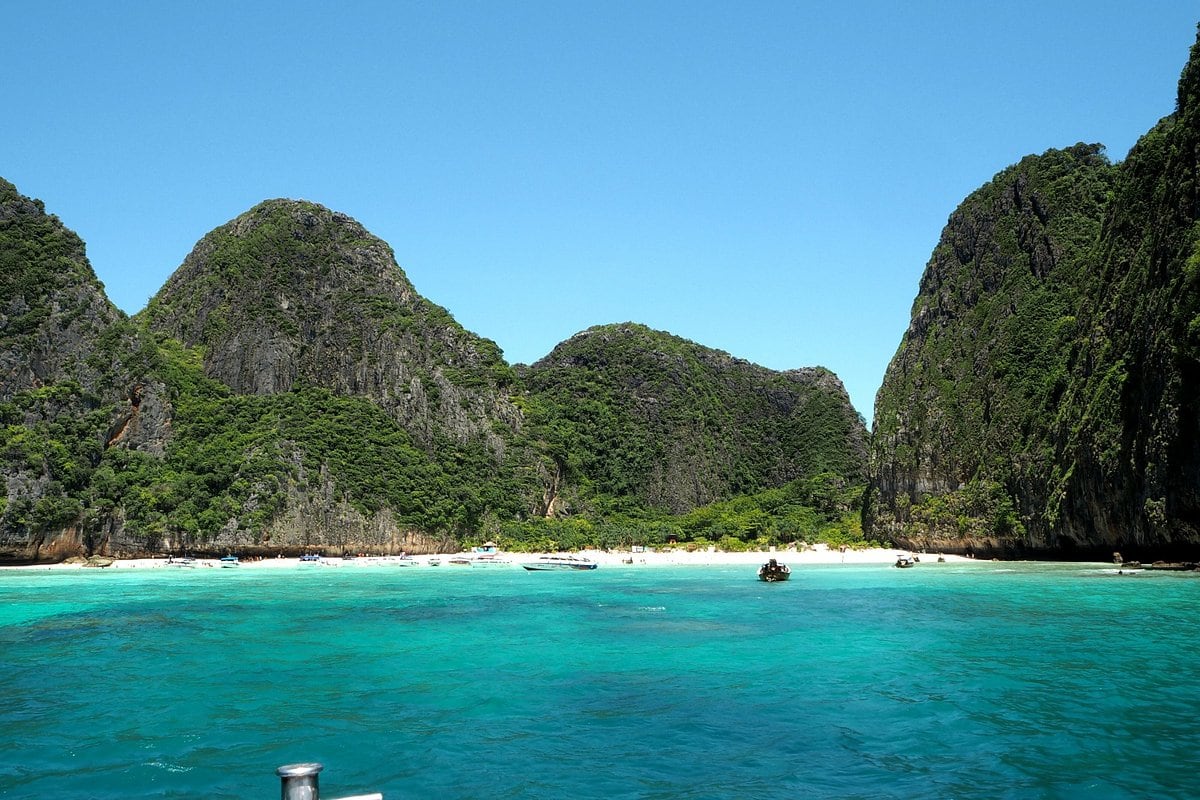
[1,561,1198,799]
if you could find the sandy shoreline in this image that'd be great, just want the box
[1,546,975,571]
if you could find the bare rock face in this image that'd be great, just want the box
[105,382,172,455]
[143,199,522,454]
[257,461,451,555]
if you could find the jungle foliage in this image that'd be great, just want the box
[473,472,874,554]
[521,323,867,513]
[869,144,1117,542]
[1,192,869,557]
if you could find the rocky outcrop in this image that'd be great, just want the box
[0,181,171,561]
[143,200,522,455]
[105,382,172,455]
[867,145,1115,554]
[868,29,1200,559]
[0,177,122,400]
[257,461,452,555]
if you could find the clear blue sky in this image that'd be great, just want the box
[5,2,1197,423]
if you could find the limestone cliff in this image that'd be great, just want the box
[0,179,170,560]
[0,177,123,400]
[142,199,523,454]
[867,145,1115,554]
[868,28,1200,559]
[1051,32,1200,557]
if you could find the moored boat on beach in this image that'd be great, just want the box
[522,555,598,571]
[894,554,916,568]
[220,555,239,568]
[472,553,514,567]
[757,558,790,582]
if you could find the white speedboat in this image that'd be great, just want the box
[219,555,239,568]
[757,558,790,582]
[522,555,598,571]
[472,554,514,567]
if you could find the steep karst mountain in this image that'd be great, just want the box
[0,178,165,559]
[868,29,1200,558]
[1,190,868,561]
[141,199,523,454]
[867,145,1117,553]
[0,177,126,400]
[523,323,867,515]
[10,14,1200,567]
[132,199,547,555]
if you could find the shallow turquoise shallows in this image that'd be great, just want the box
[2,561,1198,799]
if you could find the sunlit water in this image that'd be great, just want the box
[1,561,1197,799]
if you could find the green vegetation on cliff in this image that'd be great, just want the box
[1,382,105,535]
[869,144,1117,551]
[522,323,867,515]
[1049,32,1200,551]
[0,181,83,342]
[869,26,1200,558]
[1,189,869,560]
[109,336,533,545]
[0,177,128,400]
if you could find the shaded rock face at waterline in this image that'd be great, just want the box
[868,29,1200,559]
[0,188,867,562]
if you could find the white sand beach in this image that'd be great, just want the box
[1,545,974,571]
